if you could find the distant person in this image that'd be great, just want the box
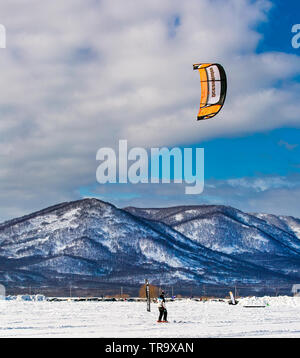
[157,291,168,322]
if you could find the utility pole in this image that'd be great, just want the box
[145,279,150,312]
[120,286,123,298]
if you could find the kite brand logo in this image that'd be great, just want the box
[291,24,300,49]
[210,67,216,97]
[0,24,6,48]
[96,140,204,194]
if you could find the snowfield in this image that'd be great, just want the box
[1,297,300,338]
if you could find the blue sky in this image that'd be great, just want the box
[256,0,300,54]
[0,0,299,220]
[190,128,300,181]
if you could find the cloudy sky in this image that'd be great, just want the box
[0,0,299,221]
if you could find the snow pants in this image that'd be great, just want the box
[158,307,167,321]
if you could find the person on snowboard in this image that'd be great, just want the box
[157,291,168,322]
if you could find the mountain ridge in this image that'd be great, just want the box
[0,199,300,291]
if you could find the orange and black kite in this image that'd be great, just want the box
[193,63,227,120]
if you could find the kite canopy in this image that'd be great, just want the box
[193,63,227,121]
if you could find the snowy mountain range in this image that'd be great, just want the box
[0,198,300,290]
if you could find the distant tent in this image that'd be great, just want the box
[292,284,300,296]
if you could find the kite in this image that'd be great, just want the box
[193,63,227,120]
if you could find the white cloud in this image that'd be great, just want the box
[226,176,297,192]
[0,0,299,220]
[278,139,298,151]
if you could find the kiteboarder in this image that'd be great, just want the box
[157,291,168,322]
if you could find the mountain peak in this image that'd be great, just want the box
[0,197,114,229]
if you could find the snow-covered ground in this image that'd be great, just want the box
[1,297,300,338]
